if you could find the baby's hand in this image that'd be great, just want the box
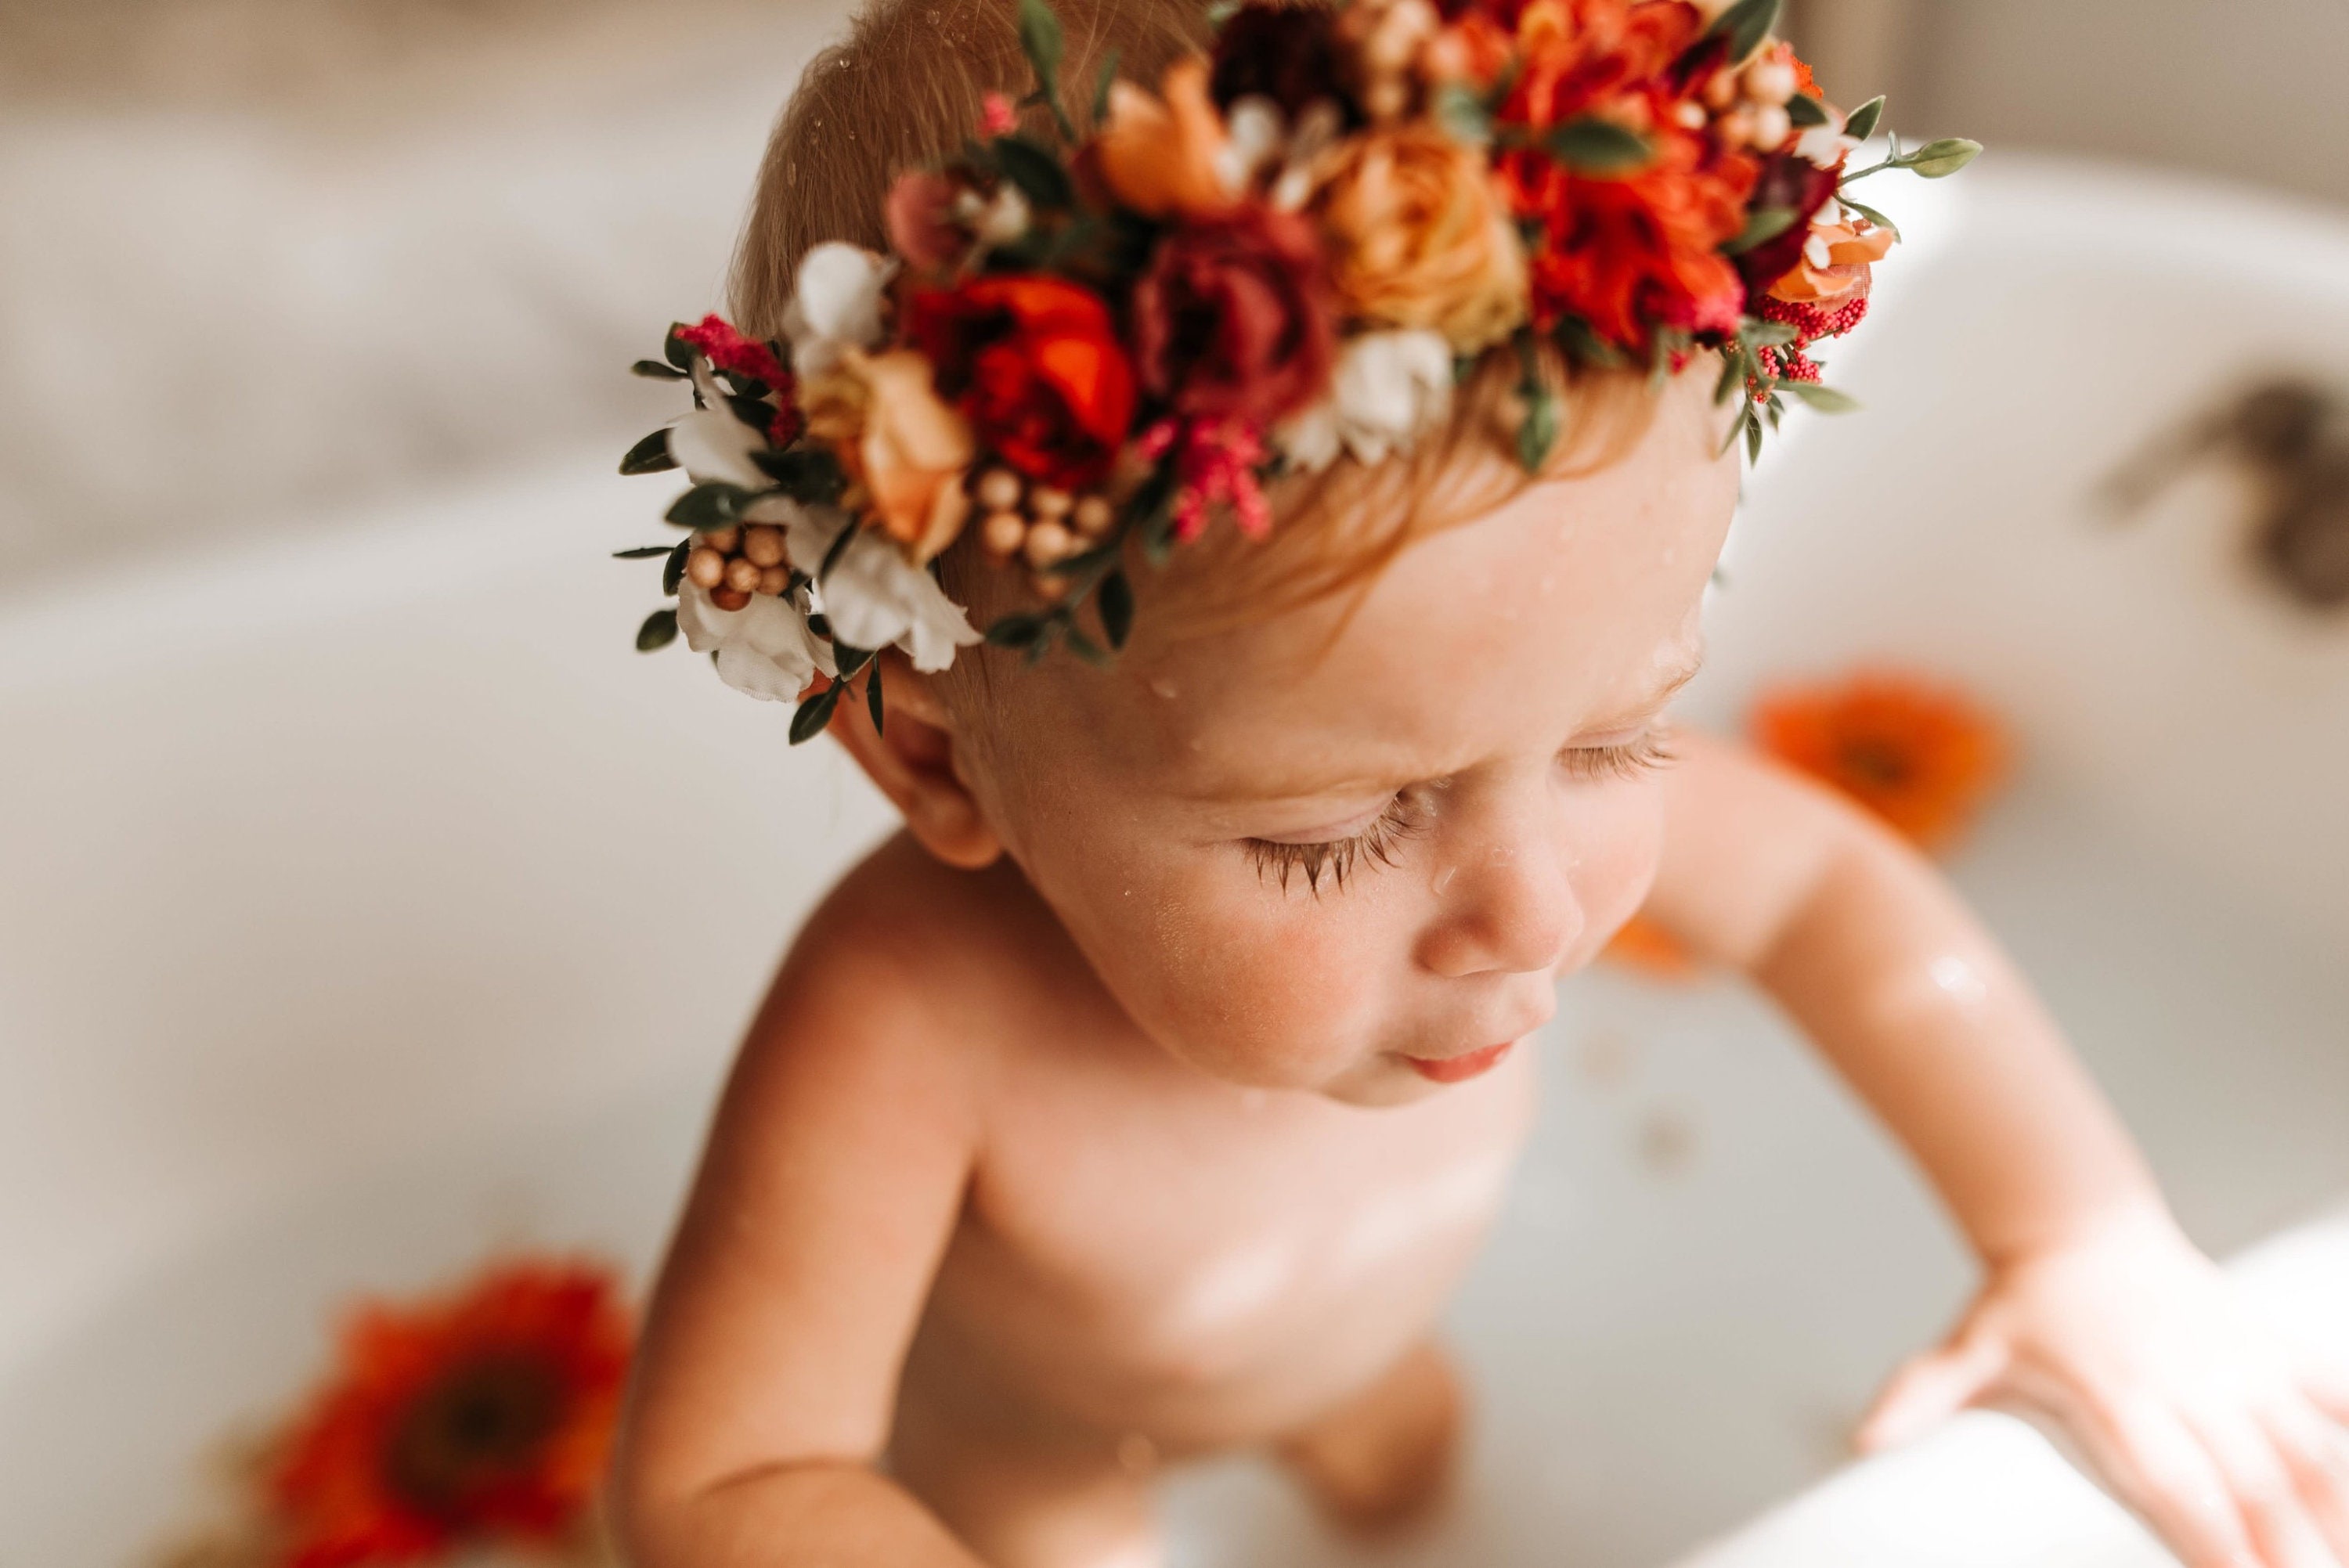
[1857,1203,2349,1568]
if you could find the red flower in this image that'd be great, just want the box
[1491,0,1760,353]
[677,315,788,388]
[268,1260,633,1568]
[1131,205,1336,428]
[903,276,1138,488]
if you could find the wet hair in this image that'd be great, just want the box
[732,0,1655,655]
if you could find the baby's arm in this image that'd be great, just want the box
[610,912,991,1568]
[1644,730,2349,1568]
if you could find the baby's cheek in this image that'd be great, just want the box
[1568,784,1671,952]
[1154,884,1398,1084]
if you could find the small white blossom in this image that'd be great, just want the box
[666,363,770,489]
[784,505,982,673]
[781,242,892,376]
[1796,120,1860,168]
[677,579,837,704]
[1276,329,1454,472]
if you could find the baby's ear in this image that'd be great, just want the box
[822,655,1002,870]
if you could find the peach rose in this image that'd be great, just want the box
[1769,215,1895,306]
[1311,125,1527,351]
[1094,56,1232,219]
[799,348,975,564]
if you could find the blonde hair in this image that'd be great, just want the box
[733,0,1655,651]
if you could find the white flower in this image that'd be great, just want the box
[781,242,892,376]
[954,185,1033,250]
[785,505,981,673]
[677,579,838,704]
[666,363,770,489]
[1275,329,1454,472]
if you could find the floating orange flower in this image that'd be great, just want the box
[1768,214,1895,307]
[267,1259,633,1568]
[1752,670,2011,852]
[1602,911,1702,981]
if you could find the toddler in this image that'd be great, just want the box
[607,1,2349,1565]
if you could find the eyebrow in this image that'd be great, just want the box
[1184,651,1708,805]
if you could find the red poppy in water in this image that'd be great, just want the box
[267,1259,633,1568]
[1752,670,2011,852]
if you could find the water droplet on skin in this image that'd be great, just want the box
[1149,677,1178,699]
[1432,866,1457,894]
[1929,954,1989,1004]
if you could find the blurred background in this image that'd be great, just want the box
[2,0,2347,597]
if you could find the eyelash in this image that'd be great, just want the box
[1244,728,1676,898]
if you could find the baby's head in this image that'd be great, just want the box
[684,0,1877,1105]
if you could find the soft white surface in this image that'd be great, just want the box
[2,158,2347,1566]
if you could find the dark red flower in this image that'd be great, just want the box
[1730,149,1843,299]
[267,1259,633,1568]
[677,315,788,388]
[903,275,1138,488]
[1209,3,1365,128]
[1131,205,1337,427]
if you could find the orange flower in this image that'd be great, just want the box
[1093,56,1232,220]
[1602,911,1702,981]
[267,1259,633,1568]
[1312,124,1528,351]
[800,348,976,563]
[1752,670,2011,852]
[1768,214,1895,306]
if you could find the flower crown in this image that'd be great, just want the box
[614,0,1977,741]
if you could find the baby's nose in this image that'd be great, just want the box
[1416,838,1582,979]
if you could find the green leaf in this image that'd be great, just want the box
[1842,94,1885,143]
[662,538,691,595]
[751,445,848,505]
[992,134,1076,211]
[636,607,679,652]
[1551,313,1626,368]
[665,482,752,530]
[631,359,688,381]
[1091,48,1120,124]
[1097,568,1135,650]
[1720,204,1797,255]
[1434,82,1494,147]
[1741,318,1800,347]
[1903,137,1981,178]
[662,324,695,372]
[1712,351,1745,406]
[986,612,1049,649]
[1781,380,1861,413]
[619,429,677,475]
[611,544,673,559]
[1786,93,1828,128]
[1516,380,1559,472]
[817,517,858,582]
[1063,627,1110,667]
[1745,409,1764,462]
[788,680,843,744]
[1016,0,1065,110]
[727,394,778,434]
[865,658,886,736]
[1544,117,1651,174]
[1836,194,1900,240]
[1707,0,1781,65]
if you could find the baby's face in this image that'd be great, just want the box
[966,372,1738,1107]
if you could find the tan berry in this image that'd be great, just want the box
[1744,57,1799,106]
[1071,494,1115,536]
[724,557,762,593]
[757,565,790,596]
[1702,68,1738,111]
[741,524,785,568]
[1673,100,1708,131]
[975,467,1023,512]
[1750,103,1792,149]
[982,510,1028,557]
[702,524,741,553]
[1031,571,1070,603]
[709,586,752,611]
[1023,519,1074,568]
[686,547,727,589]
[1028,485,1073,521]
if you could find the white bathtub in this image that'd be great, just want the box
[4,157,2347,1566]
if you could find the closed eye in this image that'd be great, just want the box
[1563,726,1676,781]
[1244,792,1426,896]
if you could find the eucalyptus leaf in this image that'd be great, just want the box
[752,445,848,504]
[612,545,673,559]
[1517,381,1559,472]
[1720,204,1796,255]
[1842,94,1885,143]
[1712,351,1746,406]
[1741,318,1800,347]
[1016,0,1066,114]
[994,134,1076,211]
[866,658,886,736]
[788,681,843,744]
[631,359,688,381]
[986,612,1048,650]
[1903,137,1981,178]
[1544,117,1651,173]
[1786,93,1828,128]
[1063,627,1110,667]
[665,482,752,530]
[619,430,678,475]
[1745,410,1764,462]
[1098,568,1135,650]
[662,325,695,372]
[636,607,679,652]
[1707,0,1781,64]
[1091,48,1120,124]
[1781,380,1861,413]
[1836,195,1900,240]
[662,538,691,595]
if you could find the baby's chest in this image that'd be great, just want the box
[955,1051,1539,1369]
